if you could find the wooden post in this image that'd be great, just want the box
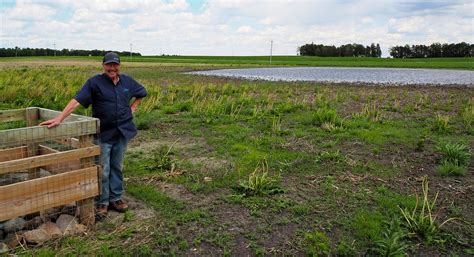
[77,135,96,226]
[26,108,40,179]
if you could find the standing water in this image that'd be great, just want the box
[189,67,474,86]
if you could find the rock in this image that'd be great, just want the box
[39,169,51,177]
[24,216,43,230]
[73,224,87,235]
[5,233,23,248]
[0,243,8,254]
[56,214,77,235]
[23,229,50,244]
[38,222,61,238]
[0,229,4,240]
[61,204,77,216]
[4,218,25,233]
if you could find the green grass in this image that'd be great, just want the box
[2,59,473,256]
[1,55,473,69]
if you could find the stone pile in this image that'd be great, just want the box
[0,213,87,253]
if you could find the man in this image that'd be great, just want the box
[40,52,147,217]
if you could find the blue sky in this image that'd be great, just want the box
[1,0,473,56]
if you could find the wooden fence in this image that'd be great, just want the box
[0,107,101,226]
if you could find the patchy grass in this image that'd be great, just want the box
[1,59,473,255]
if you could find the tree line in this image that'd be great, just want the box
[0,47,141,57]
[298,43,382,57]
[389,42,472,58]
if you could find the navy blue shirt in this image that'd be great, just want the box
[75,73,147,143]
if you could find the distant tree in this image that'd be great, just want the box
[0,47,142,57]
[375,44,382,57]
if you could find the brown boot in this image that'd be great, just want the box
[109,200,128,213]
[96,204,108,218]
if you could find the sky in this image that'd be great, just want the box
[0,0,473,57]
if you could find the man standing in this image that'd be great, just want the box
[40,52,147,217]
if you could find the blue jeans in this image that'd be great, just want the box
[97,135,128,205]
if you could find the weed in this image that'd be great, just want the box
[147,142,178,172]
[123,210,134,222]
[236,159,283,196]
[356,102,382,122]
[272,115,282,134]
[321,120,345,133]
[316,150,345,163]
[460,103,474,129]
[436,142,471,167]
[415,135,427,152]
[398,176,457,242]
[369,219,408,257]
[432,113,450,133]
[312,107,340,126]
[436,160,466,176]
[304,231,331,256]
[335,240,357,256]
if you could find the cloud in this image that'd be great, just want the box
[0,0,472,56]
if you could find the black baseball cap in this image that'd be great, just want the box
[103,52,120,64]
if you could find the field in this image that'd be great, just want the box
[0,58,473,256]
[1,56,473,70]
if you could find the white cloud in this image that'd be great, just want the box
[237,26,253,33]
[0,0,472,56]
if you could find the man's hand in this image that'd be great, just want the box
[39,116,62,128]
[131,97,143,114]
[39,99,81,128]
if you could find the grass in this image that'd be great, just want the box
[1,58,473,256]
[435,142,471,176]
[399,177,457,243]
[1,56,473,70]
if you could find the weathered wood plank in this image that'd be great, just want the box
[39,145,81,174]
[54,137,80,149]
[0,109,26,123]
[0,145,100,174]
[77,135,96,226]
[0,120,99,147]
[38,108,96,122]
[0,166,100,222]
[0,146,28,162]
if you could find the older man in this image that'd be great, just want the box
[40,52,147,217]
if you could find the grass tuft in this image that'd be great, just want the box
[236,159,283,196]
[431,113,450,133]
[398,176,457,242]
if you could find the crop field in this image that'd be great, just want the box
[1,56,473,70]
[0,58,473,256]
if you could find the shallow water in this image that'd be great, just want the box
[189,67,474,86]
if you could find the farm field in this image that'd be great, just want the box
[0,58,473,256]
[0,56,473,70]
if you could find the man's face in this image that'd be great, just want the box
[103,63,120,80]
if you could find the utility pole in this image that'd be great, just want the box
[130,43,132,60]
[270,40,273,65]
[53,43,56,57]
[15,46,18,57]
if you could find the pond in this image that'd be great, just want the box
[189,67,474,86]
